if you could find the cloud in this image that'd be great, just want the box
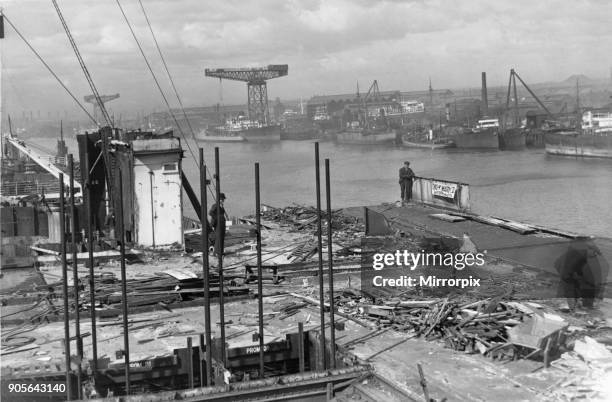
[2,0,611,118]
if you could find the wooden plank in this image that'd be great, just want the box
[428,213,466,223]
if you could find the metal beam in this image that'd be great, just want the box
[204,65,288,83]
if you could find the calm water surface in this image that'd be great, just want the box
[35,137,612,237]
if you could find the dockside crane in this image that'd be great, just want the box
[505,68,553,127]
[84,93,119,123]
[204,65,288,125]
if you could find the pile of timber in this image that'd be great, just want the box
[47,271,249,311]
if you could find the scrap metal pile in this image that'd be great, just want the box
[337,291,568,361]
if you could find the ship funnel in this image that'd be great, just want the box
[481,72,489,117]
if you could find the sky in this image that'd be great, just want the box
[1,0,612,120]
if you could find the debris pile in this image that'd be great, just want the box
[337,293,569,361]
[259,205,364,236]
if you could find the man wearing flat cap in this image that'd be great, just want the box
[209,193,227,256]
[399,161,415,203]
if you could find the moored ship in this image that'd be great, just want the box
[454,119,499,150]
[545,111,612,159]
[280,115,318,140]
[335,125,396,145]
[198,116,281,142]
[499,127,526,150]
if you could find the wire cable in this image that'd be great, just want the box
[137,0,217,198]
[114,0,198,164]
[2,14,98,126]
[50,0,112,127]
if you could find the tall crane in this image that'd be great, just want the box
[204,65,288,125]
[505,69,553,127]
[84,93,119,123]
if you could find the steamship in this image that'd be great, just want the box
[545,111,612,159]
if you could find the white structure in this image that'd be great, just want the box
[582,110,612,133]
[131,138,183,247]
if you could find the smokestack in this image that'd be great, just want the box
[481,72,489,117]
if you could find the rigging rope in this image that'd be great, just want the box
[137,0,217,199]
[114,0,198,164]
[50,0,112,127]
[2,14,98,126]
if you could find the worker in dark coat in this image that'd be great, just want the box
[555,237,609,310]
[209,193,226,256]
[399,161,415,203]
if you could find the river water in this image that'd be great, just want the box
[32,137,612,237]
[180,140,612,238]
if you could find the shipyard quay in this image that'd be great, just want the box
[1,1,612,401]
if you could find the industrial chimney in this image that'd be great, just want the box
[481,72,489,117]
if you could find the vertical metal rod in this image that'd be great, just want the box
[255,163,265,378]
[298,322,305,373]
[84,137,98,373]
[512,72,519,127]
[59,174,72,400]
[118,171,130,393]
[314,142,326,370]
[149,171,155,248]
[324,158,336,369]
[187,337,194,388]
[214,147,226,366]
[68,155,82,399]
[199,333,205,387]
[199,149,212,385]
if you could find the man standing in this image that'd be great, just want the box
[209,192,226,256]
[399,161,415,203]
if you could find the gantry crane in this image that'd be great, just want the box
[204,65,288,125]
[84,93,120,123]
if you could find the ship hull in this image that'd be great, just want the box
[197,135,246,143]
[545,131,612,159]
[499,128,526,150]
[238,125,281,141]
[336,130,396,145]
[455,129,499,149]
[401,138,454,149]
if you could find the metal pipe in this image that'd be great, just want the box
[199,333,205,387]
[314,142,326,370]
[214,147,226,366]
[149,171,155,248]
[513,72,519,127]
[68,154,82,399]
[117,170,130,393]
[324,158,336,369]
[255,162,265,378]
[84,136,98,373]
[187,337,194,388]
[59,174,72,400]
[481,72,488,116]
[298,322,305,373]
[199,149,212,385]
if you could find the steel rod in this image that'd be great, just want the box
[187,337,194,388]
[325,158,336,369]
[118,170,130,393]
[255,162,265,378]
[298,322,305,373]
[149,171,155,248]
[199,333,205,387]
[214,147,226,366]
[314,142,326,370]
[59,174,72,400]
[199,149,212,385]
[84,137,98,373]
[68,154,82,399]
